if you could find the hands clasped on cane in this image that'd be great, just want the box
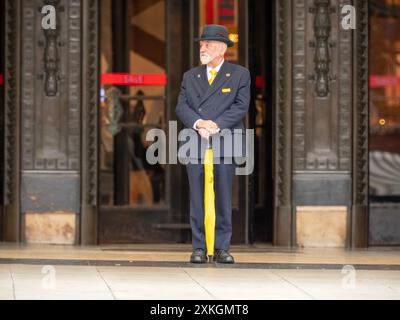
[196,120,220,139]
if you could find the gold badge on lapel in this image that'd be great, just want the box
[222,88,231,93]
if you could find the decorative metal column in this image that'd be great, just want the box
[3,0,21,242]
[351,0,369,248]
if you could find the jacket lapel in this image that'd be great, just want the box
[199,61,234,107]
[193,66,209,96]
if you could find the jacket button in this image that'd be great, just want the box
[198,108,202,112]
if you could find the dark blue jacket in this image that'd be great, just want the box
[175,61,251,161]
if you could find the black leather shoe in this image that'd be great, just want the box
[214,250,235,264]
[190,248,207,264]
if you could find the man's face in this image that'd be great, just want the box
[199,40,226,65]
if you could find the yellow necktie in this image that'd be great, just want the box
[209,69,217,85]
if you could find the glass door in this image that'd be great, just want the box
[99,0,167,207]
[369,0,400,245]
[98,0,183,244]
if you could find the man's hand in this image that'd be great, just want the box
[196,120,219,134]
[198,128,210,139]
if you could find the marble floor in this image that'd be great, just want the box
[0,264,399,300]
[0,243,399,300]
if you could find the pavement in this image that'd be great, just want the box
[0,243,399,300]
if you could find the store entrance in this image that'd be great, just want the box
[97,0,274,245]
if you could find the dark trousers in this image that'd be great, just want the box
[186,160,236,251]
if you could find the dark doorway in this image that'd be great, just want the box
[194,0,274,245]
[248,0,274,243]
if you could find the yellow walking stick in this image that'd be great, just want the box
[204,137,216,262]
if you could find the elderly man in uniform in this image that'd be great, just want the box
[176,25,251,264]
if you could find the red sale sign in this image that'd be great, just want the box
[101,73,166,86]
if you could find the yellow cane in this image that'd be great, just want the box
[204,137,216,262]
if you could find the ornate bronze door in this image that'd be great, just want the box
[3,0,99,244]
[272,0,369,248]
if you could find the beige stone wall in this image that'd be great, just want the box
[296,206,348,248]
[24,212,76,245]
